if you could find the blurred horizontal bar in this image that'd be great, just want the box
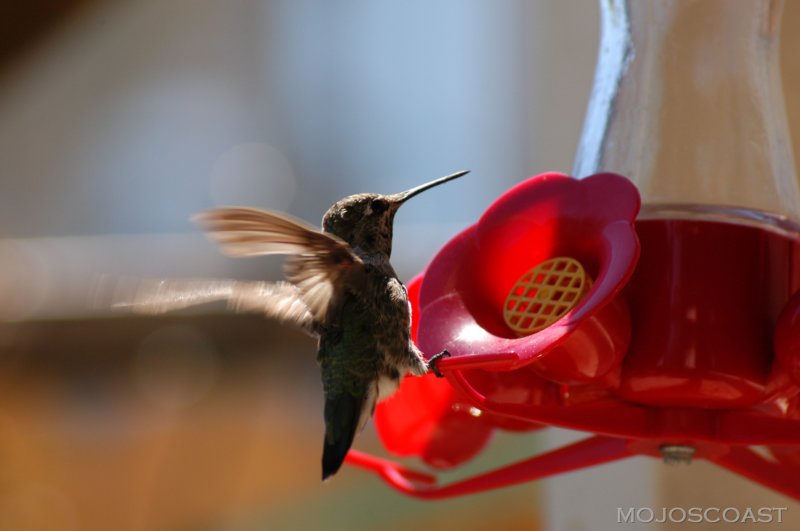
[0,222,467,321]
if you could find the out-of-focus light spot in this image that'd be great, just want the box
[132,325,219,411]
[749,445,778,463]
[456,322,491,343]
[468,407,483,417]
[209,142,296,209]
[0,482,78,531]
[0,241,49,322]
[776,397,790,414]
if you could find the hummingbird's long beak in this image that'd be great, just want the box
[391,170,469,205]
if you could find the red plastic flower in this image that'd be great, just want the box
[375,172,641,467]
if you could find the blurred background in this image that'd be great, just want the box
[0,1,799,530]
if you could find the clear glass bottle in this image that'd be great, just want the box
[575,0,800,233]
[574,0,800,407]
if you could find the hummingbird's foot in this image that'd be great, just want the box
[427,350,451,378]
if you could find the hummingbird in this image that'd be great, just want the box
[119,170,467,479]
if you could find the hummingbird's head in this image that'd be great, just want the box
[322,193,399,256]
[322,170,468,257]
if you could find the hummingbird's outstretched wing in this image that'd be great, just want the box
[112,278,316,334]
[194,208,363,325]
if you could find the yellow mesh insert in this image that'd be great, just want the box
[503,257,590,336]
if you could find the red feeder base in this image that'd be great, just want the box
[345,173,800,500]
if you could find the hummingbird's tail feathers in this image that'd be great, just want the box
[110,277,317,335]
[322,393,366,480]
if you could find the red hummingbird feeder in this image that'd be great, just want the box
[347,0,800,500]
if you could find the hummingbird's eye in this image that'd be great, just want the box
[371,199,389,215]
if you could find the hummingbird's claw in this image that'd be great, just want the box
[427,350,451,378]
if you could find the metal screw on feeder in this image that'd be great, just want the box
[660,445,696,466]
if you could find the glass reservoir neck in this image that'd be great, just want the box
[574,0,800,228]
